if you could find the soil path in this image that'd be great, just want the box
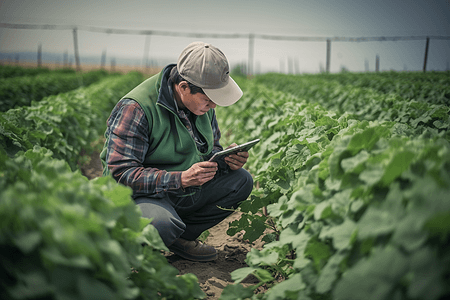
[80,150,263,299]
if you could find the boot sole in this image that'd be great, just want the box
[169,247,218,262]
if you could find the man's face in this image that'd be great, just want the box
[177,82,217,115]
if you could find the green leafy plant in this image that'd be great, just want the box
[254,72,450,132]
[0,65,58,78]
[216,72,450,300]
[0,146,205,300]
[0,71,143,169]
[0,69,109,111]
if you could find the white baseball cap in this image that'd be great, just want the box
[177,41,243,106]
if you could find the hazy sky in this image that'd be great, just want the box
[0,0,449,73]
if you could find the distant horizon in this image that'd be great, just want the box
[1,0,449,74]
[2,49,449,74]
[0,50,169,66]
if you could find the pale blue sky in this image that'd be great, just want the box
[0,0,449,73]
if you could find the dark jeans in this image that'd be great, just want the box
[134,168,253,246]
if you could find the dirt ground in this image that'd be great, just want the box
[79,150,264,299]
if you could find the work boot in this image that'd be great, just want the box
[168,238,218,262]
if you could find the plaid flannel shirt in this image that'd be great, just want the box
[104,97,224,196]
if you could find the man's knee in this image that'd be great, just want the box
[135,198,186,246]
[151,212,186,246]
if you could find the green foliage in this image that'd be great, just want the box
[0,69,109,111]
[0,146,204,300]
[0,70,207,299]
[254,72,450,132]
[0,71,143,169]
[311,71,450,105]
[2,68,449,299]
[0,65,59,78]
[217,72,450,299]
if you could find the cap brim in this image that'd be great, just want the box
[202,77,243,107]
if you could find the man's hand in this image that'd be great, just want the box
[181,161,218,188]
[224,143,249,171]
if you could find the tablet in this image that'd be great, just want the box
[208,139,260,162]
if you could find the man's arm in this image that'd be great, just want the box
[105,99,182,195]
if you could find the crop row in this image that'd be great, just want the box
[0,72,143,169]
[257,72,450,106]
[0,72,206,300]
[0,69,109,111]
[0,65,75,79]
[256,71,450,112]
[217,74,450,300]
[314,71,450,103]
[0,147,204,300]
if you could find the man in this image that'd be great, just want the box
[100,41,253,262]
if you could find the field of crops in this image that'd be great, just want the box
[1,65,449,300]
[0,66,204,300]
[217,71,450,300]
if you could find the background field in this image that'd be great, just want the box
[1,65,449,300]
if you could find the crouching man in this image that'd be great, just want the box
[101,41,253,261]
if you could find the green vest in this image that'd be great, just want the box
[101,68,215,176]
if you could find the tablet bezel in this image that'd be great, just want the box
[208,139,260,162]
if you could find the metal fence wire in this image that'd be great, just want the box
[1,22,449,74]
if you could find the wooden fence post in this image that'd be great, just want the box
[326,39,331,73]
[72,28,81,72]
[376,54,380,72]
[423,37,430,72]
[37,43,42,68]
[101,49,107,69]
[248,33,254,77]
[142,34,151,69]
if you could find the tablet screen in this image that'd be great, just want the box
[209,139,260,162]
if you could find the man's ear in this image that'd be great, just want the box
[178,81,190,94]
